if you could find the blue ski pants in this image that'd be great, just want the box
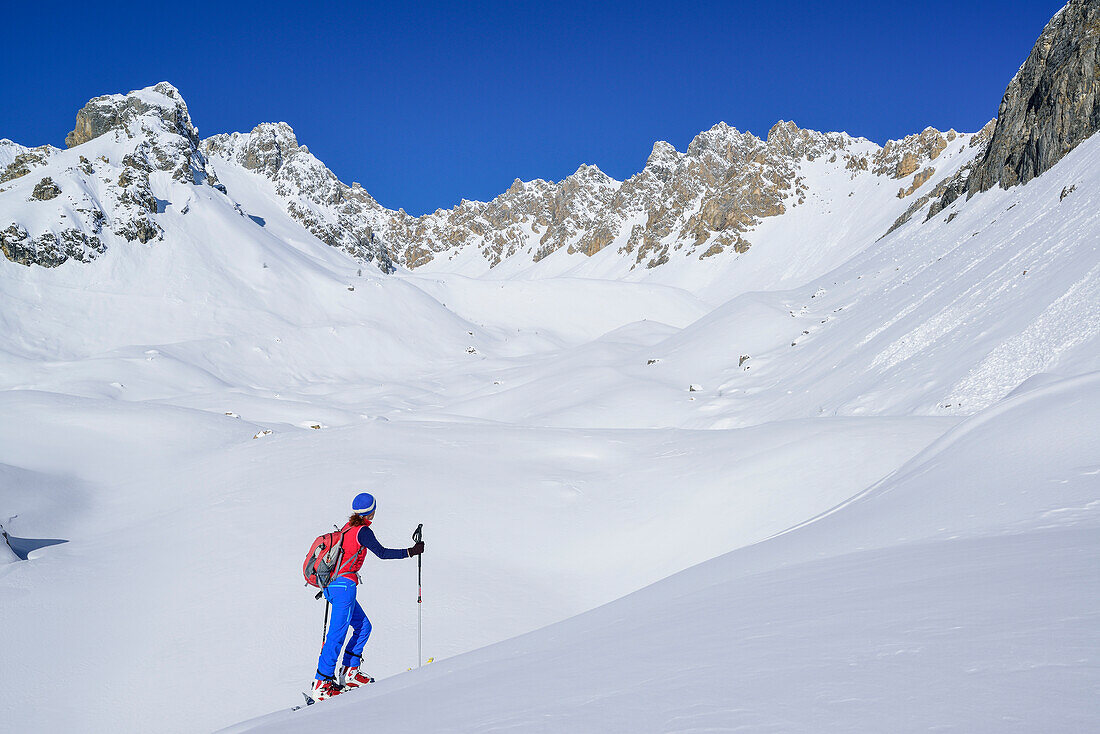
[315,577,372,679]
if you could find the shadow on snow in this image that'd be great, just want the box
[1,523,67,561]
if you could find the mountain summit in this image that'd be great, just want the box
[0,82,221,266]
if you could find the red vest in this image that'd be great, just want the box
[337,521,369,583]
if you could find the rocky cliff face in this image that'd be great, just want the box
[0,82,224,267]
[935,0,1099,213]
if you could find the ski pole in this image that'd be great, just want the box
[321,598,330,649]
[413,523,423,668]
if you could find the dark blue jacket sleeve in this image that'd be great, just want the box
[357,526,409,559]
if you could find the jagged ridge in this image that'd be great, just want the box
[204,119,975,274]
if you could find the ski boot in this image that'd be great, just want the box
[310,674,343,701]
[339,665,375,689]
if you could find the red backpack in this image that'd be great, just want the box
[303,526,351,597]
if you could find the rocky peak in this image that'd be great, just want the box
[244,122,301,176]
[64,82,215,189]
[644,141,681,177]
[505,177,527,196]
[765,120,804,152]
[65,82,198,149]
[647,140,678,162]
[562,164,614,190]
[686,122,758,160]
[1,83,228,268]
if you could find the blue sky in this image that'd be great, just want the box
[1,1,1065,215]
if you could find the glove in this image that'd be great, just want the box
[408,541,425,557]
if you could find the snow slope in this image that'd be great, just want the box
[0,390,948,730]
[1,88,1098,734]
[224,372,1100,734]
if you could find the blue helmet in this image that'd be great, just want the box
[352,492,376,515]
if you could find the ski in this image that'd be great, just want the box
[291,691,316,711]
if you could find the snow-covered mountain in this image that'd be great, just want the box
[0,83,222,266]
[3,1,1097,286]
[1,1,1097,733]
[1,77,990,285]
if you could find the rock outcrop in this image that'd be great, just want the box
[30,177,62,200]
[935,0,1100,213]
[1,221,106,268]
[0,145,57,183]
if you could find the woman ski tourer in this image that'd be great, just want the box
[310,492,424,701]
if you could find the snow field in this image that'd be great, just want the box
[225,371,1100,734]
[0,384,948,731]
[1,93,1098,734]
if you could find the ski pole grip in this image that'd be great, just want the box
[413,523,423,543]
